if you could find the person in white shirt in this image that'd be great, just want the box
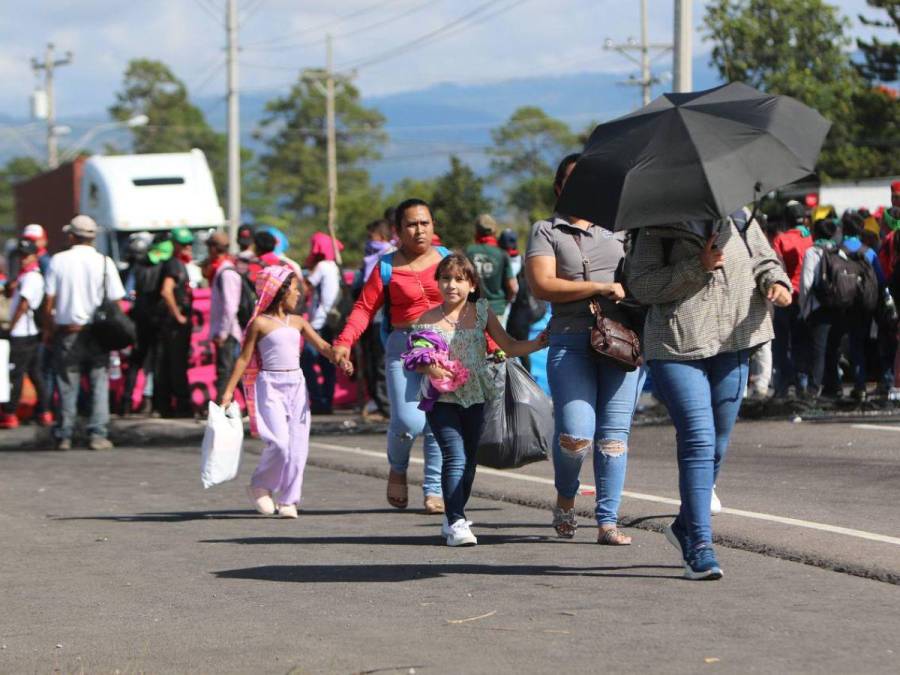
[301,231,343,414]
[43,215,126,451]
[0,239,50,429]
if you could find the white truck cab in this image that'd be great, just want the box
[79,149,225,263]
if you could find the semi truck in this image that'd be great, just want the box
[13,149,225,262]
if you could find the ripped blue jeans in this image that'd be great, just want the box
[385,330,443,496]
[547,332,646,525]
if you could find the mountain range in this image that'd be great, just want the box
[1,55,722,187]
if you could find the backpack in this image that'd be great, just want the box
[218,267,258,329]
[379,246,451,345]
[508,267,547,332]
[814,246,878,312]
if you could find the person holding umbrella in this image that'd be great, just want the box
[557,82,829,580]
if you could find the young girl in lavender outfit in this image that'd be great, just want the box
[220,265,352,518]
[407,254,547,546]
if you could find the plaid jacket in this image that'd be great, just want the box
[626,218,790,362]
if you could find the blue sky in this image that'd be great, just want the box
[0,0,885,120]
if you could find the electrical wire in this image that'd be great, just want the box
[240,0,266,24]
[193,0,224,25]
[338,0,532,71]
[244,0,435,53]
[241,0,397,49]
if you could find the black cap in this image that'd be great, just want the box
[15,238,38,257]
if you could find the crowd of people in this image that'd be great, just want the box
[3,158,899,582]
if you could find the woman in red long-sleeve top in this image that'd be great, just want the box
[333,199,450,514]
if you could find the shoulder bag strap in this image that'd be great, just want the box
[99,251,109,304]
[569,230,600,316]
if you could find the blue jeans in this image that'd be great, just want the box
[53,331,110,440]
[547,332,646,525]
[650,350,749,550]
[385,330,442,496]
[426,402,485,524]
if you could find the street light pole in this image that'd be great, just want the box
[673,0,693,92]
[31,43,73,169]
[226,0,241,252]
[324,34,341,266]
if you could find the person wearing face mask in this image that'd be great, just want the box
[332,199,450,514]
[154,227,195,418]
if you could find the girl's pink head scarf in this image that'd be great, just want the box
[241,264,295,435]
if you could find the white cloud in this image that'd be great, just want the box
[0,0,886,120]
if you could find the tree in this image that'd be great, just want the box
[703,0,900,179]
[255,69,386,258]
[109,59,227,199]
[429,156,492,250]
[489,107,577,224]
[0,156,43,232]
[856,0,900,83]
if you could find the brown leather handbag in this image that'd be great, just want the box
[571,231,643,372]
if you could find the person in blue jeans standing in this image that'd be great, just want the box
[333,199,450,514]
[627,209,791,580]
[527,154,646,546]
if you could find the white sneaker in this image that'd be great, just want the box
[445,519,477,546]
[441,516,452,538]
[710,486,722,516]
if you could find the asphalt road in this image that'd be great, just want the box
[1,417,899,674]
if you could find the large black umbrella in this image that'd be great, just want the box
[556,82,832,231]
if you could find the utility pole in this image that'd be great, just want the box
[308,34,347,265]
[604,0,671,107]
[31,43,72,169]
[324,34,341,265]
[226,0,241,252]
[673,0,693,92]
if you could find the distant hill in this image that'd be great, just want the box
[2,56,722,188]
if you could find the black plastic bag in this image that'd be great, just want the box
[476,359,552,469]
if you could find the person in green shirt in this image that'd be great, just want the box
[465,214,518,325]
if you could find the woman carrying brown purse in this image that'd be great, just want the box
[525,154,647,546]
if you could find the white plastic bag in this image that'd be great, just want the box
[0,339,9,404]
[200,401,244,489]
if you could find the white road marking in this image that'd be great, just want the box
[309,440,900,547]
[852,423,900,433]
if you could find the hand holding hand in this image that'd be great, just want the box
[700,236,725,272]
[767,283,792,307]
[338,358,354,376]
[332,345,350,365]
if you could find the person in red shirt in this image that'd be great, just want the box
[332,199,450,515]
[772,201,813,397]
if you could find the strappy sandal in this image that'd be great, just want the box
[597,527,632,546]
[552,506,578,539]
[386,470,408,509]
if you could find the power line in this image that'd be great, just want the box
[194,0,224,25]
[338,0,533,72]
[193,58,228,97]
[241,0,396,49]
[243,0,435,54]
[239,0,266,24]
